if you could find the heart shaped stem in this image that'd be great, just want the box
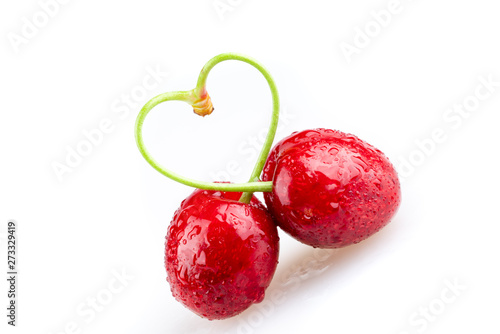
[135,53,280,203]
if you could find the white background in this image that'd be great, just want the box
[1,0,500,333]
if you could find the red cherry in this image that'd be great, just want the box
[262,128,401,248]
[165,188,280,320]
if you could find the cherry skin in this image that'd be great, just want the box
[165,188,279,320]
[262,128,401,249]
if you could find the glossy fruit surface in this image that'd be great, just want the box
[262,128,401,248]
[165,188,279,320]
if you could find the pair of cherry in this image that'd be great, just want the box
[135,53,401,320]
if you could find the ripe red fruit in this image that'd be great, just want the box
[165,188,280,320]
[262,128,401,248]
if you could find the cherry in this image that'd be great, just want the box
[136,53,282,320]
[165,188,279,320]
[262,128,401,248]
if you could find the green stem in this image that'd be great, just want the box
[134,53,280,200]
